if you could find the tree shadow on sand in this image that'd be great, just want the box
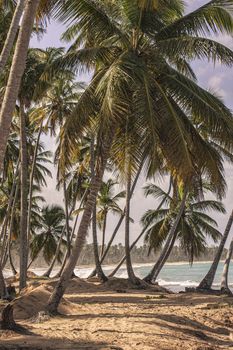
[0,336,123,350]
[139,313,233,348]
[56,310,233,348]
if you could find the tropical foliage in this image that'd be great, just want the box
[0,0,232,309]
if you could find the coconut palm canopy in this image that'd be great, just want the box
[142,182,226,263]
[0,0,233,315]
[53,0,233,195]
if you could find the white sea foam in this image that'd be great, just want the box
[3,261,233,291]
[157,279,198,287]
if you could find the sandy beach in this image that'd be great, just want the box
[0,277,233,350]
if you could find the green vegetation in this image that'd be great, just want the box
[0,0,233,317]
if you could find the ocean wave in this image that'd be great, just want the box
[157,279,198,287]
[4,261,233,291]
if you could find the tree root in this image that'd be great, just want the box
[0,304,16,330]
[220,287,233,296]
[0,304,33,334]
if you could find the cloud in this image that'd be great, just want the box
[208,73,228,98]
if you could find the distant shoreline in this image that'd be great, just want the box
[78,260,225,269]
[4,260,227,275]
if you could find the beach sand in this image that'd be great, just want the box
[1,277,233,350]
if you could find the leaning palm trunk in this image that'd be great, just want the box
[45,132,114,314]
[1,229,8,268]
[125,162,138,285]
[146,230,178,283]
[0,0,40,172]
[27,235,49,270]
[0,264,8,299]
[44,195,84,278]
[90,135,107,282]
[109,226,147,278]
[43,226,66,278]
[19,105,28,291]
[92,203,107,282]
[197,209,233,290]
[1,164,20,269]
[100,214,107,258]
[109,178,173,278]
[27,121,43,241]
[8,243,17,276]
[54,212,80,278]
[88,161,143,278]
[0,171,18,267]
[144,189,188,284]
[53,189,88,278]
[6,183,19,276]
[63,180,71,257]
[0,0,26,73]
[220,240,233,294]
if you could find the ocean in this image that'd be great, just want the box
[4,261,233,292]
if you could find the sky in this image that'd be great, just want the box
[30,1,233,247]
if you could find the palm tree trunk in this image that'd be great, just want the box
[6,182,19,276]
[44,188,88,278]
[1,226,9,267]
[43,226,66,278]
[0,0,40,173]
[197,209,233,290]
[109,177,173,278]
[144,188,188,284]
[109,226,147,278]
[90,135,107,282]
[148,230,178,283]
[0,161,19,243]
[27,234,49,270]
[63,180,71,257]
[53,189,88,278]
[8,242,17,276]
[53,213,79,279]
[19,104,28,291]
[0,264,8,299]
[0,0,26,73]
[125,162,138,285]
[88,161,143,278]
[100,214,107,258]
[220,240,233,294]
[92,203,107,282]
[45,131,114,314]
[27,121,43,241]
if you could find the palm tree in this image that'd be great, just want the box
[197,210,233,290]
[0,113,51,276]
[19,102,28,290]
[97,179,125,258]
[0,0,63,171]
[108,178,173,278]
[0,0,41,173]
[29,205,66,267]
[88,161,143,279]
[142,183,225,283]
[45,0,233,313]
[16,48,55,290]
[0,264,8,299]
[220,239,233,295]
[90,134,107,282]
[43,140,89,278]
[0,0,25,73]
